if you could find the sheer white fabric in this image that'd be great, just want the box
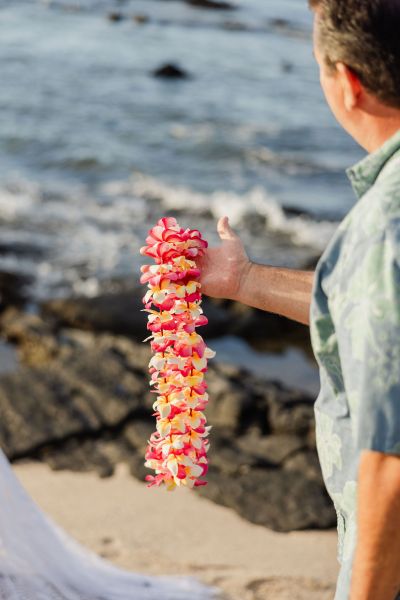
[0,450,216,600]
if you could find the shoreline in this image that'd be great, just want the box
[15,459,339,600]
[0,290,333,535]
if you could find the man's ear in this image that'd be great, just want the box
[336,62,362,111]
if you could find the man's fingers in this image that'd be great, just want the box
[217,216,239,241]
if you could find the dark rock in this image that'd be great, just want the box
[0,309,332,533]
[199,466,335,532]
[153,63,189,79]
[217,299,314,356]
[269,17,290,29]
[208,434,259,475]
[129,452,151,482]
[39,438,115,478]
[185,0,236,9]
[205,367,251,430]
[0,272,30,312]
[267,18,310,40]
[236,433,306,466]
[41,292,147,341]
[41,290,231,342]
[265,387,315,436]
[0,333,148,458]
[0,242,45,259]
[284,450,323,483]
[281,61,294,73]
[133,14,150,24]
[123,420,154,453]
[108,12,125,22]
[0,309,58,365]
[39,282,313,355]
[222,20,248,31]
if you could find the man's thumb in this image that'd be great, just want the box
[217,216,239,241]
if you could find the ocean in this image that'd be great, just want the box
[0,0,364,301]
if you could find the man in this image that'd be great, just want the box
[198,1,400,598]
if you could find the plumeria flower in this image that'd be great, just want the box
[141,217,214,489]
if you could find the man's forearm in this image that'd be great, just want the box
[235,262,315,326]
[350,451,400,600]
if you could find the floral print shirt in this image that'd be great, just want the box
[310,129,400,600]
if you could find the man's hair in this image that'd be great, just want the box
[309,0,400,108]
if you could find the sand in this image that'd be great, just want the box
[14,460,339,600]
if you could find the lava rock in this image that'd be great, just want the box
[265,387,315,436]
[108,12,125,22]
[41,292,147,341]
[133,14,150,24]
[41,290,231,341]
[199,466,335,532]
[184,0,235,9]
[222,20,248,31]
[284,450,323,483]
[0,272,30,313]
[205,367,251,430]
[123,420,154,453]
[153,63,189,79]
[0,335,148,458]
[236,433,306,466]
[0,310,332,533]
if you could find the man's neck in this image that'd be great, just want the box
[365,122,400,153]
[357,109,400,153]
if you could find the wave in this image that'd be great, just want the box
[0,173,339,301]
[122,173,339,252]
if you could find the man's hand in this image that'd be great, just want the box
[197,216,251,301]
[350,450,400,600]
[198,216,315,326]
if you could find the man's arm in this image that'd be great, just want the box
[350,451,400,600]
[237,263,314,326]
[197,216,315,326]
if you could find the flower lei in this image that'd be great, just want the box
[140,217,215,491]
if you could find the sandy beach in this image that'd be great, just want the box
[15,459,339,600]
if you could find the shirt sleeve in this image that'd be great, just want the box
[334,219,400,455]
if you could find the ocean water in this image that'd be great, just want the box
[0,0,364,299]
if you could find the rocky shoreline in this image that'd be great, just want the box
[0,278,334,533]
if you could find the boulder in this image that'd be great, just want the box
[236,433,306,466]
[41,292,147,340]
[264,386,315,436]
[41,290,231,341]
[108,12,125,22]
[205,367,251,430]
[284,450,323,483]
[184,0,236,9]
[133,14,150,25]
[0,272,30,313]
[153,64,189,79]
[0,310,333,533]
[0,333,148,458]
[198,466,335,532]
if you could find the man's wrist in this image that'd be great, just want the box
[233,260,255,303]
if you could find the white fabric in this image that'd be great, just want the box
[0,450,216,600]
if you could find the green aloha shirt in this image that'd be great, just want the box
[310,128,400,600]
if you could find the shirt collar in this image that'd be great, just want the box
[346,128,400,199]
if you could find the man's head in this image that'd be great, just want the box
[309,0,400,150]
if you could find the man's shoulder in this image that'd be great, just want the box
[344,154,400,241]
[315,149,400,290]
[373,148,400,215]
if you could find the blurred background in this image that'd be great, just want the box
[0,0,363,300]
[0,0,362,566]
